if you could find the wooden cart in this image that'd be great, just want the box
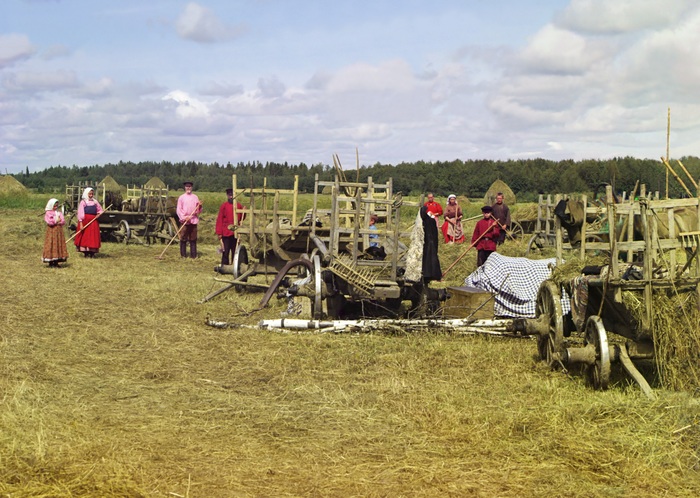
[201,174,447,319]
[65,182,178,245]
[514,185,700,396]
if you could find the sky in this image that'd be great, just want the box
[2,0,700,174]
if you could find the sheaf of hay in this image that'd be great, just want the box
[623,290,700,392]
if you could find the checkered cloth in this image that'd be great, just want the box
[463,253,571,318]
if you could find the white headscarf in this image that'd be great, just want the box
[45,198,59,211]
[82,187,94,201]
[448,194,457,201]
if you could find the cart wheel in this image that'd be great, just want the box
[311,254,323,319]
[115,220,131,244]
[507,221,524,240]
[527,233,550,255]
[67,212,78,233]
[535,280,565,369]
[233,244,249,293]
[584,315,611,390]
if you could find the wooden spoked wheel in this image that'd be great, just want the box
[535,280,565,369]
[584,315,611,390]
[115,220,131,244]
[507,221,524,240]
[311,254,323,319]
[527,233,551,255]
[232,244,249,293]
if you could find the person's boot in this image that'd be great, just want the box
[180,241,187,258]
[190,240,197,259]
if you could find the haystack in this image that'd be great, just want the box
[99,175,121,192]
[483,179,516,206]
[145,176,166,189]
[0,175,28,195]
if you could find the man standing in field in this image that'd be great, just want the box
[491,192,511,245]
[215,188,245,266]
[177,181,202,259]
[424,192,443,219]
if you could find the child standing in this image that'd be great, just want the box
[42,198,68,268]
[471,205,500,267]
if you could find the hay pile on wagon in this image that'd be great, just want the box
[99,175,123,210]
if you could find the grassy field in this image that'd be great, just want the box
[1,193,699,497]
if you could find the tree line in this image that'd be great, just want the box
[14,156,700,201]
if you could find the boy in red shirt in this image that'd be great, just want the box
[471,206,500,267]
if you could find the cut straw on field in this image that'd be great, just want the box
[1,196,700,496]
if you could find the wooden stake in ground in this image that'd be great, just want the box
[66,204,113,243]
[441,221,498,278]
[156,203,201,260]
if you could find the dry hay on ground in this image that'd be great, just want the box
[483,179,516,206]
[2,203,700,496]
[0,175,28,195]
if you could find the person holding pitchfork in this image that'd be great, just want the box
[177,181,203,259]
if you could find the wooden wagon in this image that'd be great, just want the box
[65,182,178,245]
[201,174,447,319]
[514,185,700,396]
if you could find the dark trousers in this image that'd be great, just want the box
[477,249,494,267]
[221,236,237,265]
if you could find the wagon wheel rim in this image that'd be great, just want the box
[115,219,131,244]
[232,244,249,293]
[535,280,565,369]
[527,233,549,255]
[311,254,323,319]
[507,221,524,240]
[584,315,611,390]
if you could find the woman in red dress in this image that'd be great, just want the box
[74,187,103,258]
[441,194,464,244]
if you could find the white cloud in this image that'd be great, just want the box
[0,34,36,68]
[557,0,692,34]
[519,24,609,75]
[162,90,210,119]
[175,2,245,43]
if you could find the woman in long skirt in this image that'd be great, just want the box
[74,187,103,257]
[441,194,465,244]
[42,198,68,267]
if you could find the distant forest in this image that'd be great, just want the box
[13,156,700,201]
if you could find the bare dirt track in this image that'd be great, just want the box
[1,204,699,497]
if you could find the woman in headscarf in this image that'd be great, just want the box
[42,198,68,267]
[74,187,103,257]
[441,194,464,244]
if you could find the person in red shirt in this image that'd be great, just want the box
[471,205,500,267]
[424,192,443,218]
[215,188,245,266]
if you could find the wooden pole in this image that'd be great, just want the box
[66,204,112,243]
[441,221,498,278]
[661,157,692,197]
[666,107,670,199]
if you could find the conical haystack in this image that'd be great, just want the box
[145,176,166,189]
[483,179,516,206]
[99,175,121,192]
[0,175,28,195]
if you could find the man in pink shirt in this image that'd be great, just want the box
[177,181,202,258]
